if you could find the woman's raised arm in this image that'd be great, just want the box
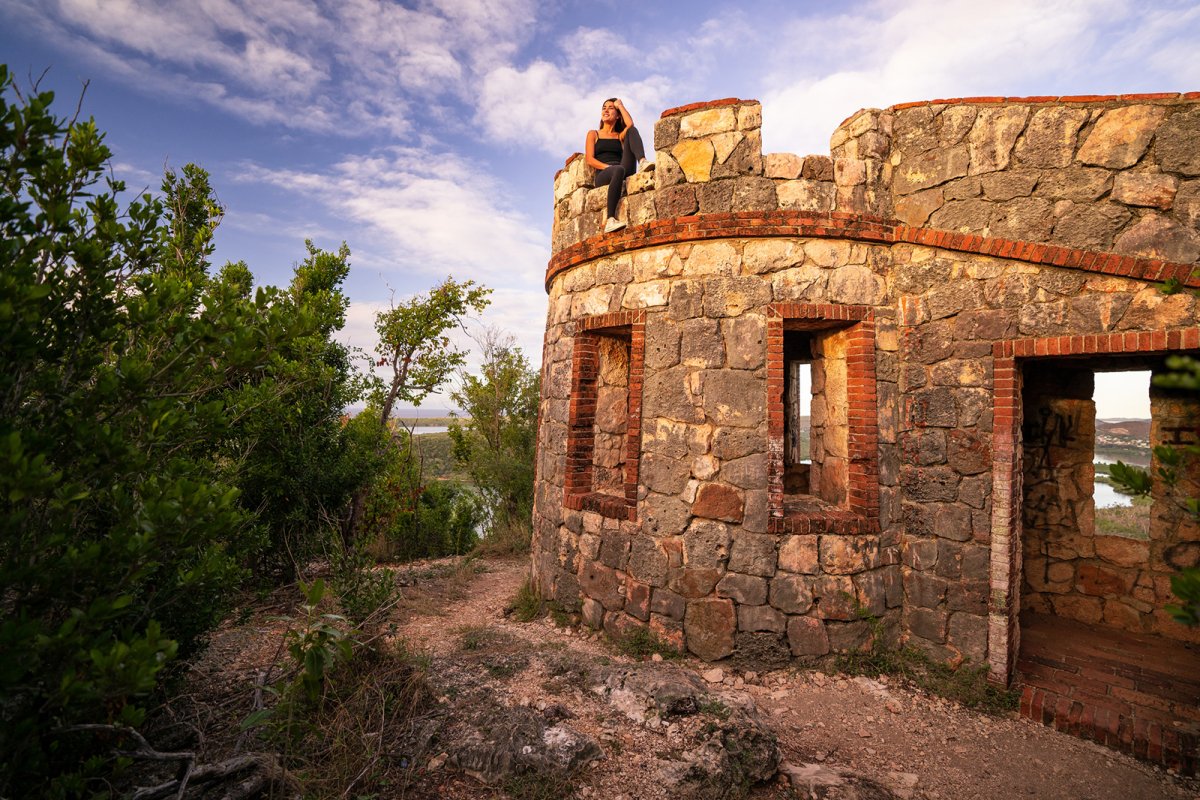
[614,98,633,139]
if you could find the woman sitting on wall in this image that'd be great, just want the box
[585,97,652,233]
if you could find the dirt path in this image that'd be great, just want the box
[393,556,1199,800]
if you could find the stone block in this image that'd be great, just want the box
[1157,107,1200,176]
[655,184,699,219]
[813,575,857,620]
[701,370,765,429]
[721,315,766,370]
[683,519,731,568]
[626,580,651,621]
[603,611,643,642]
[728,531,777,576]
[711,130,763,178]
[826,619,873,653]
[778,535,819,574]
[764,152,804,179]
[628,536,669,587]
[641,492,692,537]
[769,574,814,614]
[1078,105,1165,169]
[899,429,947,466]
[719,453,766,490]
[946,429,991,476]
[717,572,768,605]
[967,106,1028,175]
[1077,564,1131,597]
[903,568,948,608]
[894,186,943,226]
[702,275,772,318]
[947,612,988,663]
[672,138,715,182]
[900,467,960,502]
[598,529,631,570]
[731,177,777,212]
[1112,171,1178,209]
[679,317,725,368]
[582,596,605,629]
[1099,534,1152,566]
[787,616,830,657]
[1114,212,1200,263]
[895,145,969,194]
[650,586,687,620]
[698,180,734,214]
[685,598,736,660]
[579,560,625,610]
[819,535,882,575]
[680,106,737,138]
[738,604,785,634]
[686,240,740,275]
[905,607,948,643]
[649,613,685,651]
[654,115,681,151]
[987,197,1055,241]
[800,154,834,180]
[1013,106,1089,169]
[667,566,723,600]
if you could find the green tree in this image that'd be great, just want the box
[449,329,540,546]
[0,67,372,794]
[344,278,491,542]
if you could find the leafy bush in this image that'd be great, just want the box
[0,67,374,795]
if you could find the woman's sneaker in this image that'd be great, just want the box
[604,216,627,233]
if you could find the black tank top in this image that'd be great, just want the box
[594,136,621,166]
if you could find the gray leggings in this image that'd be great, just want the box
[594,126,647,218]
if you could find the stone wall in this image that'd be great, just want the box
[534,95,1200,677]
[887,96,1200,264]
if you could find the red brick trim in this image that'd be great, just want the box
[1018,685,1195,774]
[988,329,1200,687]
[546,215,1199,294]
[564,310,646,521]
[889,93,1198,111]
[765,303,881,532]
[660,97,752,118]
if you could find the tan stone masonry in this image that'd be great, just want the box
[532,94,1200,770]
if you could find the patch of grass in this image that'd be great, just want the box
[502,772,577,800]
[834,617,1018,715]
[458,625,493,651]
[608,624,683,661]
[697,699,731,720]
[1095,494,1152,539]
[473,516,533,557]
[508,577,544,622]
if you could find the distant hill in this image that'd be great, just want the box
[1097,418,1151,442]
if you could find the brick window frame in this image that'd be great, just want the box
[766,303,880,535]
[563,310,646,521]
[988,328,1200,686]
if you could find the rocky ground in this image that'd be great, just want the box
[183,556,1199,799]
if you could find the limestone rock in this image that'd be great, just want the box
[1078,105,1165,168]
[786,616,830,656]
[1014,106,1089,169]
[1051,201,1132,251]
[764,152,804,179]
[680,106,737,138]
[1156,107,1200,176]
[895,145,969,193]
[673,138,715,182]
[779,535,820,574]
[770,574,814,614]
[967,106,1029,175]
[693,482,746,523]
[777,178,837,212]
[450,705,603,786]
[685,598,736,659]
[1112,171,1178,209]
[717,572,768,605]
[728,531,777,576]
[1114,212,1200,262]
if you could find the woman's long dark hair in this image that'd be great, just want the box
[598,97,626,134]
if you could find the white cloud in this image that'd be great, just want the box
[756,0,1137,156]
[476,57,674,156]
[239,147,548,288]
[3,0,537,136]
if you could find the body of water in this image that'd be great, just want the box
[1093,449,1149,509]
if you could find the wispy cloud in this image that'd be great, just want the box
[3,0,537,136]
[239,147,548,287]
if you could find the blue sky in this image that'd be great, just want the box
[3,0,1196,416]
